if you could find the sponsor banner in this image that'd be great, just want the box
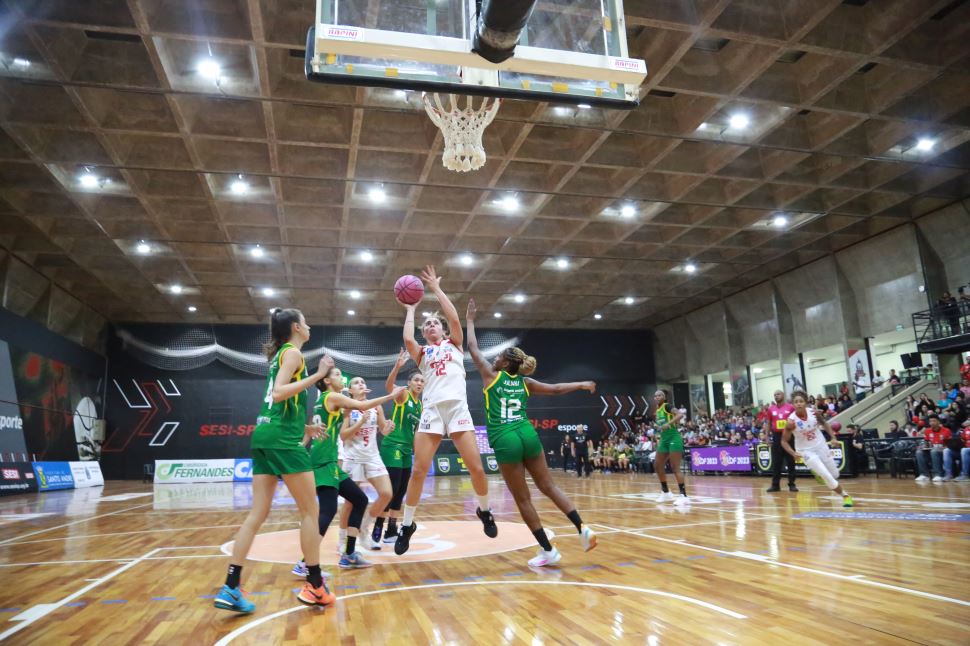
[431,454,500,477]
[154,459,236,484]
[0,461,38,496]
[32,461,75,491]
[233,458,253,482]
[690,445,752,472]
[69,461,104,488]
[754,442,846,475]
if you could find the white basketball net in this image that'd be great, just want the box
[423,93,501,172]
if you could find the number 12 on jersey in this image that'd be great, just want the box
[499,397,521,421]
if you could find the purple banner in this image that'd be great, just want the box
[690,445,753,472]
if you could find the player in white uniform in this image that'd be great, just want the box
[337,377,395,551]
[394,265,497,555]
[782,391,854,507]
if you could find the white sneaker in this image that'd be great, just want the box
[527,547,562,567]
[954,475,970,481]
[579,525,597,552]
[360,530,381,551]
[932,476,944,483]
[673,494,690,507]
[915,475,929,482]
[336,530,347,555]
[656,491,675,503]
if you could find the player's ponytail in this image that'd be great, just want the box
[503,347,537,376]
[263,307,302,360]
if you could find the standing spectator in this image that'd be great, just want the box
[765,390,797,493]
[852,374,870,403]
[938,292,960,337]
[571,429,591,478]
[872,371,886,390]
[846,424,867,474]
[950,420,970,481]
[560,434,572,473]
[915,415,952,482]
[888,369,901,386]
[839,382,850,398]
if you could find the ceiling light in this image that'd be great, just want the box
[594,313,602,320]
[728,113,750,130]
[347,309,356,316]
[554,106,570,116]
[513,294,525,303]
[261,287,275,297]
[620,204,636,218]
[196,57,222,80]
[500,195,519,212]
[369,187,386,203]
[79,172,100,188]
[230,176,249,195]
[395,90,406,98]
[422,311,432,317]
[915,138,935,152]
[697,122,709,131]
[170,285,183,294]
[250,245,264,258]
[577,103,591,109]
[556,258,569,269]
[624,296,634,305]
[360,250,374,262]
[772,215,788,227]
[459,253,473,266]
[350,290,361,299]
[12,57,30,68]
[752,367,763,374]
[684,263,697,274]
[493,312,502,319]
[187,305,197,313]
[136,241,151,255]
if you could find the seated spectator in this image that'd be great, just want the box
[915,415,951,482]
[949,420,970,481]
[837,393,853,412]
[885,420,907,440]
[961,378,970,399]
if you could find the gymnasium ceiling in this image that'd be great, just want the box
[1,0,969,330]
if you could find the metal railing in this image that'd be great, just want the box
[912,299,970,348]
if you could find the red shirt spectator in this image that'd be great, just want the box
[924,427,952,447]
[958,427,970,448]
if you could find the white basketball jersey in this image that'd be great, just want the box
[786,408,826,451]
[420,339,467,405]
[343,408,378,461]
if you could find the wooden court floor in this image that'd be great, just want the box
[0,471,967,645]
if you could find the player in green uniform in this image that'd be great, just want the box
[292,367,403,574]
[653,389,688,505]
[372,348,424,544]
[216,308,332,614]
[466,299,598,567]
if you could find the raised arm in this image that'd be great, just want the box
[525,378,596,397]
[377,405,395,436]
[421,265,462,347]
[465,298,496,383]
[324,388,405,414]
[272,352,333,403]
[401,304,422,363]
[386,348,410,397]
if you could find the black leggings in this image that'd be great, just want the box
[384,466,411,512]
[317,479,368,537]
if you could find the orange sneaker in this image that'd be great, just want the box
[297,581,336,607]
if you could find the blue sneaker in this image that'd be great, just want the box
[338,551,373,569]
[292,560,308,578]
[214,584,255,613]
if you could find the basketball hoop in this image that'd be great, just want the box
[423,93,501,173]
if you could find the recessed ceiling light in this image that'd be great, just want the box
[347,309,356,316]
[12,57,30,68]
[136,241,151,255]
[170,284,183,294]
[369,187,386,203]
[459,253,473,266]
[553,106,570,116]
[728,113,750,130]
[187,305,197,313]
[624,296,634,305]
[250,245,264,258]
[620,204,636,218]
[350,290,361,299]
[500,195,519,212]
[577,103,591,109]
[493,312,502,319]
[513,294,525,303]
[697,122,709,131]
[772,215,788,227]
[230,176,249,195]
[684,263,697,274]
[79,172,100,188]
[916,138,935,152]
[556,258,569,269]
[196,57,222,80]
[422,311,432,317]
[261,287,275,297]
[594,313,602,320]
[360,250,374,262]
[752,367,763,374]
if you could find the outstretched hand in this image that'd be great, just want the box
[317,354,334,377]
[466,298,477,322]
[420,265,441,291]
[584,381,597,394]
[395,347,409,367]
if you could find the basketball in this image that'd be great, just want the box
[394,274,424,305]
[830,421,842,432]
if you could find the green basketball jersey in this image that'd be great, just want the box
[655,403,677,431]
[483,371,529,430]
[384,391,421,453]
[309,391,342,466]
[251,343,308,449]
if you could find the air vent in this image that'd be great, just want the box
[83,30,141,43]
[288,49,306,58]
[776,50,806,64]
[856,62,877,74]
[931,0,967,20]
[691,37,729,52]
[648,89,676,98]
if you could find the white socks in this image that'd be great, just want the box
[402,504,417,527]
[338,528,346,547]
[477,494,490,511]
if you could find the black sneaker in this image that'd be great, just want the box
[766,486,781,493]
[371,524,383,544]
[788,483,799,492]
[394,522,417,555]
[477,507,498,538]
[383,524,398,544]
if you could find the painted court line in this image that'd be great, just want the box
[0,503,154,547]
[3,522,299,546]
[213,580,747,645]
